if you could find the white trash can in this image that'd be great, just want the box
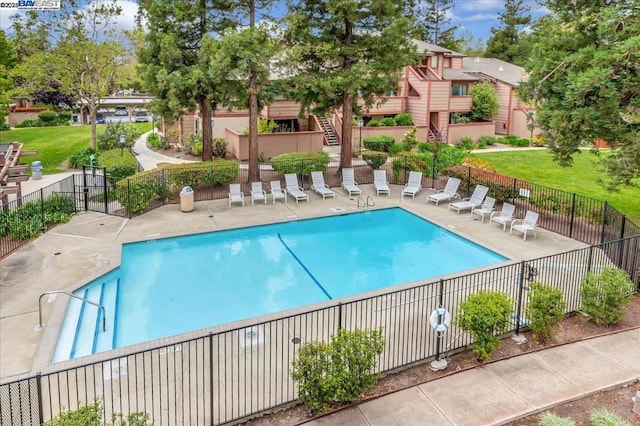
[31,161,43,180]
[180,186,194,212]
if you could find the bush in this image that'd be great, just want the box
[114,170,166,215]
[271,152,330,176]
[362,136,395,152]
[379,117,396,126]
[0,194,75,241]
[580,268,634,325]
[43,400,151,426]
[366,119,380,127]
[500,135,531,147]
[147,133,167,149]
[164,160,239,189]
[69,148,98,168]
[184,133,203,157]
[0,122,10,131]
[362,151,388,170]
[538,412,576,426]
[258,118,277,134]
[98,149,138,184]
[391,152,431,180]
[212,137,228,158]
[588,409,630,426]
[450,113,471,124]
[38,110,58,124]
[455,291,513,361]
[58,110,72,123]
[478,135,498,146]
[470,82,499,121]
[388,144,404,155]
[291,328,384,414]
[462,157,496,172]
[527,282,566,341]
[400,127,420,151]
[97,122,142,151]
[457,136,475,150]
[393,113,413,126]
[16,118,44,128]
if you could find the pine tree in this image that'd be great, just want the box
[411,0,460,50]
[283,0,418,169]
[485,0,532,66]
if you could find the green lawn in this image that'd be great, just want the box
[473,149,640,224]
[0,123,152,174]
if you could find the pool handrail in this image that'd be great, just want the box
[38,290,106,332]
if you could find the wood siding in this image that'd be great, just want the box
[449,96,472,111]
[450,57,463,69]
[429,81,450,110]
[493,83,512,135]
[364,97,405,115]
[226,129,324,161]
[408,98,427,125]
[264,100,300,119]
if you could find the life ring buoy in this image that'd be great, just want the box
[429,308,451,333]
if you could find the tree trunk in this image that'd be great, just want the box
[201,100,213,161]
[89,104,97,150]
[248,84,259,182]
[341,93,353,169]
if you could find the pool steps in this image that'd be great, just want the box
[51,278,119,363]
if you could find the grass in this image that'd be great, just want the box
[473,150,640,224]
[0,123,152,174]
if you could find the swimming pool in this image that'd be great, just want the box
[52,208,506,362]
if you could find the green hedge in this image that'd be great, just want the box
[99,149,138,184]
[394,113,413,126]
[362,136,395,152]
[165,160,239,188]
[362,151,388,170]
[0,194,75,241]
[270,152,330,175]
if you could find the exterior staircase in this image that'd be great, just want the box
[429,123,445,142]
[316,116,340,146]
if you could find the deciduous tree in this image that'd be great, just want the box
[283,0,417,169]
[519,0,640,187]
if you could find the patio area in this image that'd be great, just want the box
[0,183,587,383]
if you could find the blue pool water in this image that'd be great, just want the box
[53,208,506,362]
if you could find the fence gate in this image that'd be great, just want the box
[74,165,113,214]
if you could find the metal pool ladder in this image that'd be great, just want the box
[357,195,375,209]
[38,290,106,331]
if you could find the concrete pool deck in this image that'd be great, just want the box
[0,185,588,382]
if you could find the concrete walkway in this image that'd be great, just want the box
[305,329,640,426]
[132,130,196,170]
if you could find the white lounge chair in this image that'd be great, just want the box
[510,210,539,240]
[228,183,245,207]
[401,171,422,199]
[374,170,390,197]
[448,185,489,214]
[311,171,335,199]
[341,168,361,197]
[489,202,516,232]
[284,174,309,204]
[426,177,461,206]
[250,182,267,205]
[270,181,287,204]
[471,196,496,222]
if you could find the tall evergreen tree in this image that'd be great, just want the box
[519,0,640,187]
[138,0,233,160]
[418,0,459,50]
[283,0,417,169]
[484,0,532,66]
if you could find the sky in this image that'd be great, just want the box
[0,0,549,44]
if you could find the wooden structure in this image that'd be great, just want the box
[0,142,38,204]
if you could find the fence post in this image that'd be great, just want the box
[103,167,109,214]
[337,302,342,330]
[36,373,44,424]
[40,188,46,233]
[467,166,471,194]
[209,333,214,426]
[515,261,526,336]
[162,169,167,205]
[434,279,445,362]
[587,245,594,274]
[601,202,608,244]
[569,193,576,239]
[512,177,517,203]
[127,179,132,219]
[82,165,89,211]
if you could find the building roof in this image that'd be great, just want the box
[412,40,465,57]
[442,69,479,82]
[462,58,527,86]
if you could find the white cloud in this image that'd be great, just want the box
[458,12,497,23]
[1,9,22,32]
[455,0,502,13]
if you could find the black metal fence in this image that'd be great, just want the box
[1,235,638,425]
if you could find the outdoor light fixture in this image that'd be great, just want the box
[358,118,364,156]
[119,134,126,156]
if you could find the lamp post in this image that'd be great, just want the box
[358,118,364,157]
[151,114,155,136]
[527,112,536,146]
[119,134,126,156]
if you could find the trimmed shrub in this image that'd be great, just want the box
[291,328,384,414]
[455,291,513,360]
[580,268,634,325]
[500,135,530,147]
[69,148,98,168]
[271,151,330,176]
[539,412,576,426]
[16,118,44,128]
[212,138,228,158]
[362,136,395,152]
[58,110,72,123]
[388,144,404,155]
[37,110,58,124]
[393,113,413,126]
[114,171,163,215]
[366,119,380,127]
[527,282,566,341]
[478,135,498,146]
[379,117,396,126]
[362,151,388,170]
[470,82,499,121]
[588,409,630,426]
[165,160,240,189]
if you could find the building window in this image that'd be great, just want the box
[430,55,438,68]
[451,84,468,96]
